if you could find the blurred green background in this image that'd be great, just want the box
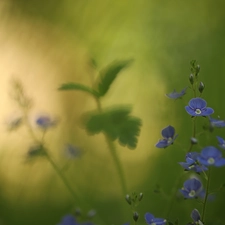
[0,0,225,224]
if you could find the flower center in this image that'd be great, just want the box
[195,109,202,114]
[189,190,196,197]
[207,157,215,165]
[151,223,156,225]
[167,137,173,144]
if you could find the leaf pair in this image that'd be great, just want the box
[58,59,133,98]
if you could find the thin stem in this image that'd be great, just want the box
[105,135,128,195]
[201,167,211,222]
[188,117,197,152]
[95,96,128,195]
[45,152,81,204]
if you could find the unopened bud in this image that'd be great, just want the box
[198,82,205,93]
[125,194,132,205]
[191,137,198,145]
[133,212,139,222]
[138,193,143,201]
[189,74,194,85]
[196,65,200,74]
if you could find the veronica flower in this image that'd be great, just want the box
[166,87,187,99]
[190,209,203,225]
[155,125,178,148]
[145,213,166,225]
[65,144,82,159]
[180,178,205,199]
[36,115,57,129]
[217,136,225,149]
[57,215,77,225]
[198,146,225,167]
[209,116,225,128]
[185,98,214,117]
[179,152,208,173]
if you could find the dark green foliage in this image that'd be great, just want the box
[96,60,133,97]
[27,145,46,160]
[58,83,99,97]
[83,106,142,149]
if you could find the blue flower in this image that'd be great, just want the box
[145,213,166,225]
[185,98,214,117]
[217,136,225,150]
[155,125,178,148]
[36,115,57,129]
[179,152,208,173]
[57,215,77,225]
[180,178,204,199]
[190,209,203,225]
[166,87,187,99]
[197,146,225,167]
[209,116,225,128]
[65,144,82,159]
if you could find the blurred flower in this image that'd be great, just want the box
[198,146,225,167]
[87,209,96,218]
[179,152,208,173]
[36,115,57,129]
[209,116,225,128]
[190,209,203,225]
[180,178,204,199]
[166,87,187,99]
[217,136,225,149]
[145,213,166,225]
[185,98,214,117]
[65,144,82,159]
[155,125,178,148]
[57,215,77,225]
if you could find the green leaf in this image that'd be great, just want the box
[58,83,99,97]
[97,59,133,97]
[83,106,142,149]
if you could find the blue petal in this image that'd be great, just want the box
[200,146,222,158]
[184,178,202,191]
[200,107,214,116]
[145,213,155,223]
[209,117,225,127]
[185,106,196,116]
[161,125,175,138]
[180,189,191,198]
[191,209,201,222]
[166,87,187,99]
[214,158,225,167]
[217,136,225,145]
[155,139,169,148]
[189,98,207,109]
[58,215,77,225]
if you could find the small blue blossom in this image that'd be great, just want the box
[180,178,204,199]
[65,144,82,159]
[209,116,225,128]
[185,98,214,117]
[166,87,187,99]
[198,146,225,167]
[57,215,77,225]
[145,213,166,225]
[179,152,208,173]
[155,125,178,148]
[190,209,203,225]
[217,136,225,150]
[36,115,57,129]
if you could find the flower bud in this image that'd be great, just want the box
[190,137,198,145]
[125,194,132,205]
[198,82,205,93]
[189,74,194,85]
[138,192,143,201]
[196,65,200,74]
[133,212,139,222]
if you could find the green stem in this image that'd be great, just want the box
[188,117,197,153]
[201,167,211,222]
[105,135,128,195]
[95,96,128,195]
[45,152,81,204]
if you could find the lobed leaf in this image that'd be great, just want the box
[83,106,142,149]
